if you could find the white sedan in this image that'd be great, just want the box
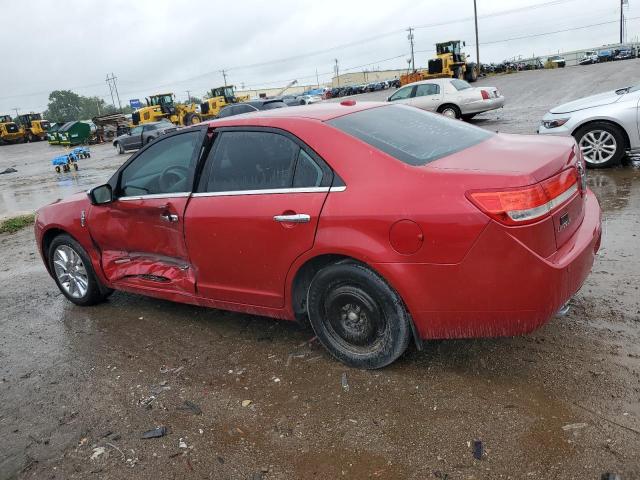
[387,78,504,120]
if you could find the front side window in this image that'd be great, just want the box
[389,86,414,101]
[415,84,440,97]
[119,131,201,196]
[205,131,299,192]
[328,105,492,166]
[450,79,472,91]
[130,126,143,135]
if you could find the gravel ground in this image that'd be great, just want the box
[1,60,640,479]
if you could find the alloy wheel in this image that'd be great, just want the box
[52,245,89,298]
[579,130,617,165]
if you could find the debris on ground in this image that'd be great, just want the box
[241,400,253,407]
[0,167,17,175]
[341,372,349,392]
[177,400,202,415]
[178,438,188,449]
[562,422,588,431]
[90,446,107,460]
[137,395,156,409]
[473,440,484,460]
[141,426,167,439]
[601,473,622,480]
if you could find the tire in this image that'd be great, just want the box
[55,166,61,173]
[306,262,412,369]
[465,63,479,82]
[146,136,155,144]
[73,163,78,171]
[453,67,464,80]
[48,234,112,306]
[573,122,626,168]
[183,113,201,125]
[115,142,125,154]
[438,104,462,119]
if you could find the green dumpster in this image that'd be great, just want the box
[58,121,91,146]
[47,122,64,145]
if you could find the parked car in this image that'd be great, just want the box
[579,51,599,65]
[298,94,323,105]
[387,78,504,120]
[113,120,177,154]
[547,55,566,68]
[538,84,640,168]
[217,99,287,118]
[614,48,636,60]
[34,102,601,369]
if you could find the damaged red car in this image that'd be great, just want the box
[35,102,602,368]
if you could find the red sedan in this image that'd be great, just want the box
[35,102,602,369]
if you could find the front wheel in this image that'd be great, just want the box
[573,122,626,168]
[306,262,412,369]
[116,142,125,154]
[49,234,112,306]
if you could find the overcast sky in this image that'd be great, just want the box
[0,0,638,114]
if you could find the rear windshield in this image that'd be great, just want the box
[327,105,493,166]
[450,79,472,90]
[262,101,286,110]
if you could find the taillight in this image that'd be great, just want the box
[467,169,579,225]
[481,90,490,100]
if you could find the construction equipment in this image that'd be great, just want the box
[200,85,250,119]
[0,114,24,145]
[17,113,50,142]
[131,93,201,126]
[400,40,479,86]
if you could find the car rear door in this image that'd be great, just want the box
[184,127,333,308]
[410,83,442,111]
[88,128,207,294]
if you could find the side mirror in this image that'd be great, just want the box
[88,184,113,205]
[387,95,392,102]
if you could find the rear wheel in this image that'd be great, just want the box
[306,262,412,369]
[573,122,626,168]
[48,234,112,306]
[55,166,61,173]
[438,104,462,119]
[183,113,201,125]
[465,63,479,82]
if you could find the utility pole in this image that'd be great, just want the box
[334,59,340,87]
[221,70,228,86]
[12,107,19,119]
[96,99,101,116]
[407,27,415,71]
[106,74,116,108]
[620,0,624,44]
[105,73,122,112]
[473,0,480,65]
[186,90,191,103]
[316,68,320,88]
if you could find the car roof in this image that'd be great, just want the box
[204,101,385,124]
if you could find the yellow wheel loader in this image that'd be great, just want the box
[131,93,201,127]
[200,85,250,119]
[0,114,24,145]
[17,113,51,142]
[400,40,479,86]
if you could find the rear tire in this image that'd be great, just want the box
[306,262,412,369]
[438,104,462,119]
[573,122,626,168]
[48,234,112,306]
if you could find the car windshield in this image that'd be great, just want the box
[328,105,493,166]
[450,79,472,91]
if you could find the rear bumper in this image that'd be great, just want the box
[463,96,505,114]
[374,190,602,339]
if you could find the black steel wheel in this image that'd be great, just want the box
[306,262,412,369]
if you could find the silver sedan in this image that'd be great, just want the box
[386,78,504,120]
[538,85,640,168]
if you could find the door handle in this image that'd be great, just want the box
[273,214,311,223]
[160,213,179,223]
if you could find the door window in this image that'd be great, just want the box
[293,150,324,187]
[389,86,415,101]
[204,131,299,192]
[130,126,143,135]
[119,131,201,197]
[415,84,440,97]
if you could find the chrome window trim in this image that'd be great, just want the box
[191,187,331,198]
[119,192,191,201]
[330,185,346,192]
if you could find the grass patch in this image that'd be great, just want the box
[0,214,35,234]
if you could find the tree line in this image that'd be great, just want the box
[44,90,133,123]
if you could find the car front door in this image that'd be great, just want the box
[88,128,207,295]
[124,125,144,149]
[387,85,415,105]
[410,83,442,111]
[184,128,333,308]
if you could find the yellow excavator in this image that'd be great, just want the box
[17,113,51,142]
[400,40,479,86]
[131,93,201,126]
[200,85,250,119]
[0,114,24,145]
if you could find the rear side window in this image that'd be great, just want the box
[415,84,440,96]
[328,105,492,166]
[205,131,298,192]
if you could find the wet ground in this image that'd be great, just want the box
[1,62,640,479]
